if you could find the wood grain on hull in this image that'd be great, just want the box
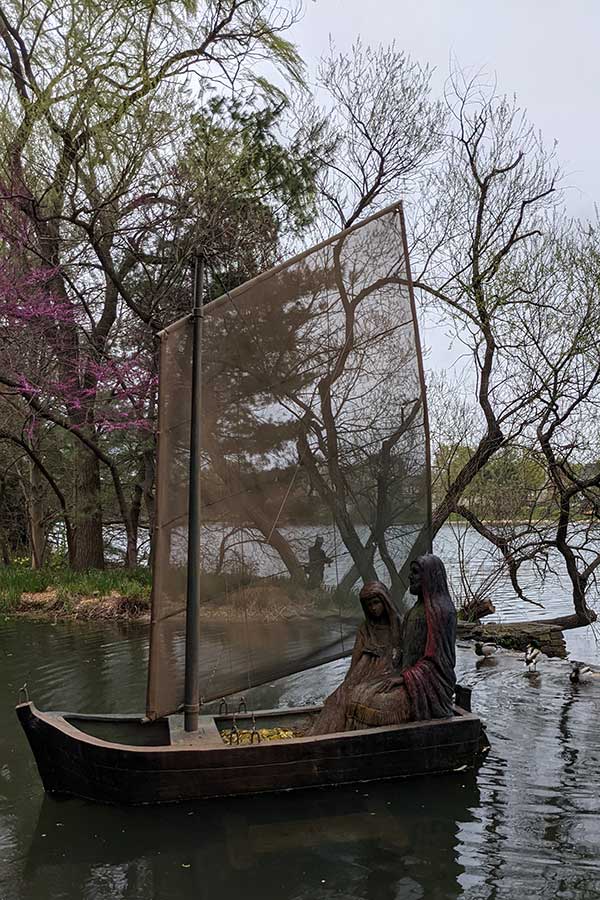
[17,702,483,805]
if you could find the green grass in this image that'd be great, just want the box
[0,564,359,619]
[0,565,152,609]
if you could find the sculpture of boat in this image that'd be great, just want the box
[17,202,488,804]
[17,699,484,805]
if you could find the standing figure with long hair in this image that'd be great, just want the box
[309,554,456,734]
[394,553,457,720]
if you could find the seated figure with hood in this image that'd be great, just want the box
[309,553,457,734]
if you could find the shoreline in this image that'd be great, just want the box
[6,590,571,661]
[6,588,340,624]
[12,589,150,623]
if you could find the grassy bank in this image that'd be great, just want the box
[0,564,355,623]
[0,565,152,620]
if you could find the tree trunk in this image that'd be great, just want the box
[65,519,76,568]
[126,523,138,569]
[142,443,155,569]
[29,460,48,569]
[431,428,505,537]
[570,582,596,626]
[239,494,306,583]
[333,560,369,604]
[525,612,597,630]
[73,444,105,570]
[333,507,378,584]
[296,430,377,586]
[127,480,142,569]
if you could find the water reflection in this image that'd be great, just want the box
[456,651,600,900]
[24,774,478,900]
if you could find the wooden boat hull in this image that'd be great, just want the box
[16,701,486,805]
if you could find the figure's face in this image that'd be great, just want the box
[366,596,385,619]
[409,561,423,596]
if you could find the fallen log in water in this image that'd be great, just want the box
[458,621,567,658]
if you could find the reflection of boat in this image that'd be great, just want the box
[25,774,479,899]
[17,202,487,805]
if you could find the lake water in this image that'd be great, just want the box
[2,523,600,899]
[2,608,600,900]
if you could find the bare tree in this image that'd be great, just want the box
[308,55,600,625]
[412,71,561,533]
[301,42,443,231]
[449,224,600,625]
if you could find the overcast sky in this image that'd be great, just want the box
[284,1,599,373]
[289,0,599,220]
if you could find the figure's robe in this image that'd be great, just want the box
[308,583,410,734]
[401,592,456,720]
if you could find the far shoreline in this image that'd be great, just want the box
[12,589,151,623]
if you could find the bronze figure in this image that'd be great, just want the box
[309,580,410,733]
[402,554,457,720]
[310,554,457,734]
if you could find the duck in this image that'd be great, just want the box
[475,642,497,658]
[569,660,595,684]
[524,642,542,672]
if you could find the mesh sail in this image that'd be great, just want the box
[146,203,431,720]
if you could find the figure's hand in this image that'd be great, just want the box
[381,674,404,693]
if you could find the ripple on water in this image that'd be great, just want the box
[458,645,600,898]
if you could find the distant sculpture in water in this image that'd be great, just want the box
[309,554,457,734]
[305,535,332,589]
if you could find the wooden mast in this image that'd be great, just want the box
[184,255,205,732]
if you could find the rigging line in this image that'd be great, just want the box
[323,255,347,654]
[260,542,356,585]
[204,530,246,699]
[209,254,348,643]
[226,561,235,698]
[158,431,419,526]
[198,407,423,521]
[202,635,228,700]
[241,531,254,696]
[331,504,345,652]
[266,464,301,543]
